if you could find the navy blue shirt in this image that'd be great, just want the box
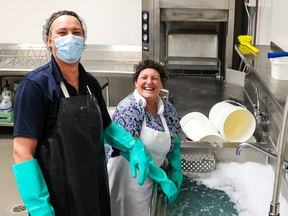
[13,55,111,140]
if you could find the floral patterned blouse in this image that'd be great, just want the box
[112,91,181,151]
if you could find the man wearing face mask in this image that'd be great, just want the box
[12,10,151,216]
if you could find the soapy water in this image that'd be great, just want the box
[167,176,238,216]
[167,162,288,216]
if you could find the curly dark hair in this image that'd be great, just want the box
[132,59,167,85]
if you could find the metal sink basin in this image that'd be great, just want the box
[150,139,288,216]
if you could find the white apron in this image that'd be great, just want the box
[108,104,171,216]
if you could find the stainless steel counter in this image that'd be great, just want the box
[235,43,288,155]
[235,44,288,111]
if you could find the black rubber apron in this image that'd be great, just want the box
[35,82,111,216]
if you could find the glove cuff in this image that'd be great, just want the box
[12,159,55,216]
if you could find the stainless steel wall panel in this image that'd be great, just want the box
[161,8,228,22]
[159,0,230,9]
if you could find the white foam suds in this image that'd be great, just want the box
[193,162,288,216]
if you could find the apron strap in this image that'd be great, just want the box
[159,114,170,134]
[86,85,92,95]
[60,81,70,98]
[60,81,93,97]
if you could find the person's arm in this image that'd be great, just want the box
[104,122,149,185]
[12,137,55,216]
[13,137,37,163]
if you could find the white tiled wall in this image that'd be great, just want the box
[0,0,141,45]
[0,0,287,50]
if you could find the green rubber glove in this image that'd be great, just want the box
[12,159,55,216]
[104,122,149,185]
[147,156,178,204]
[121,152,178,204]
[166,135,183,194]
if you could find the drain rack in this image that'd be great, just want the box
[181,152,216,173]
[0,46,50,69]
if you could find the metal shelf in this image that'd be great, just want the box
[0,45,50,70]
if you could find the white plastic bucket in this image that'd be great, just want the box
[209,100,256,142]
[270,57,288,80]
[180,112,224,142]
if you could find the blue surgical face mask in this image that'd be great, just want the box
[51,34,85,63]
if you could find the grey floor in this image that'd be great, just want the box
[0,127,27,216]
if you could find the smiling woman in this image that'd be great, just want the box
[133,62,165,115]
[108,59,182,216]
